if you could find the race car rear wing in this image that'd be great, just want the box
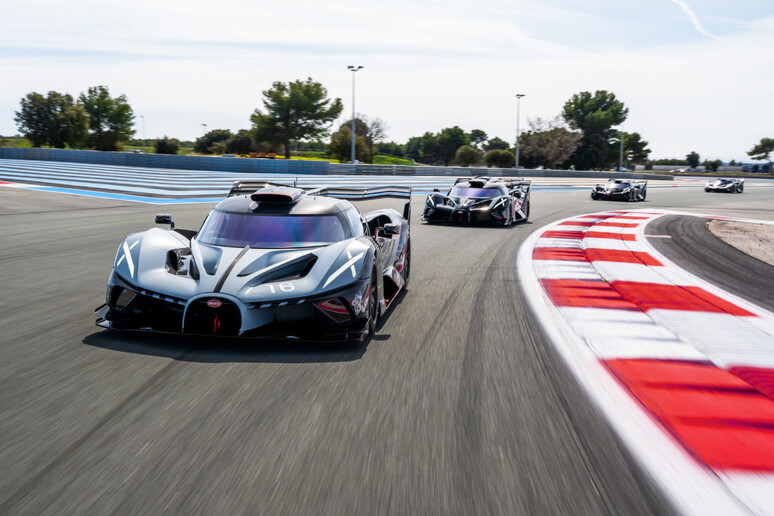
[228,180,298,196]
[228,181,413,222]
[307,186,413,223]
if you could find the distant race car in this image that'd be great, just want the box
[422,176,531,225]
[591,179,647,201]
[705,177,744,193]
[95,182,412,342]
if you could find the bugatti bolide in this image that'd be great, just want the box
[705,177,744,193]
[591,179,647,201]
[95,182,412,341]
[422,176,531,225]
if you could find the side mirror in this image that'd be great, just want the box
[433,188,440,193]
[379,222,401,237]
[155,213,175,229]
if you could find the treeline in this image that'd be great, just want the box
[11,80,773,171]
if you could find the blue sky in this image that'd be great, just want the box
[1,0,773,161]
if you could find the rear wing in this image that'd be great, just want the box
[228,180,297,197]
[307,186,413,223]
[228,181,413,223]
[502,179,531,192]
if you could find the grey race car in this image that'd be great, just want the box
[591,179,647,201]
[422,176,531,225]
[705,177,744,193]
[95,182,411,341]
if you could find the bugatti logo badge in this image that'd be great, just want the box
[207,299,222,308]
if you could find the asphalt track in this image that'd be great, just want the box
[1,183,773,514]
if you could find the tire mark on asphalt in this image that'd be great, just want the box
[0,349,192,513]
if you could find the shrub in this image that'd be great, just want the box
[484,149,515,168]
[154,136,180,155]
[455,145,481,167]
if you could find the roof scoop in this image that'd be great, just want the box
[250,187,305,203]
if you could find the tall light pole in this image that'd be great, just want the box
[514,93,525,169]
[347,65,363,164]
[140,115,145,154]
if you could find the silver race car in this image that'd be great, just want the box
[95,182,411,341]
[422,176,531,225]
[591,179,647,201]
[705,177,744,193]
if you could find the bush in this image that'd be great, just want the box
[194,129,232,154]
[225,130,257,154]
[154,136,180,155]
[455,145,481,167]
[484,149,514,168]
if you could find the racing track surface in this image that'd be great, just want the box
[2,183,773,514]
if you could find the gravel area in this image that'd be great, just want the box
[708,219,774,267]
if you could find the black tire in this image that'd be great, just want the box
[629,190,636,202]
[591,191,599,200]
[738,184,744,193]
[522,199,530,222]
[366,273,378,338]
[641,188,647,201]
[705,187,711,192]
[402,240,410,289]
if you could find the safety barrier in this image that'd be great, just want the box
[0,147,671,180]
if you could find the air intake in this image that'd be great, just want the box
[250,187,305,203]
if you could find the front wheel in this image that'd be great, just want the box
[591,191,599,200]
[737,184,744,193]
[522,200,530,222]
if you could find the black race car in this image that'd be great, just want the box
[705,178,744,193]
[95,182,411,342]
[422,176,531,225]
[591,179,647,201]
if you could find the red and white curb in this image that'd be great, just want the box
[518,209,774,515]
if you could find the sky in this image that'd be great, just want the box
[1,0,773,161]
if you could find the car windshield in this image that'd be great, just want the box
[197,211,348,248]
[449,186,503,198]
[608,181,631,188]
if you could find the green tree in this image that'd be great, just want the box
[405,132,440,164]
[194,129,233,154]
[748,138,774,174]
[78,85,134,151]
[251,78,343,159]
[437,126,468,166]
[154,136,180,155]
[484,149,515,168]
[455,145,481,167]
[686,151,700,168]
[518,116,582,169]
[14,91,88,148]
[608,131,651,168]
[225,130,257,154]
[469,129,488,149]
[562,90,628,170]
[377,141,405,157]
[339,117,369,162]
[483,137,510,152]
[703,159,722,172]
[328,126,366,163]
